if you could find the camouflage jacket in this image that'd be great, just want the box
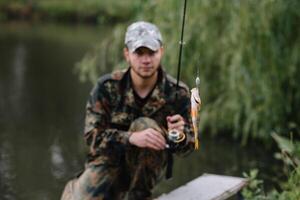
[84,67,194,159]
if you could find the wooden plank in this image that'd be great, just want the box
[157,174,248,200]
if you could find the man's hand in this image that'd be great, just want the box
[167,114,185,132]
[129,128,166,150]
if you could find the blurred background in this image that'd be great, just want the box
[0,0,299,199]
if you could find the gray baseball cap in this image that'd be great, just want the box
[125,21,163,52]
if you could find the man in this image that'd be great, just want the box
[61,21,195,200]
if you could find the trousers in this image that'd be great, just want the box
[61,117,168,200]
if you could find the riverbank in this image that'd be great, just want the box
[0,0,137,24]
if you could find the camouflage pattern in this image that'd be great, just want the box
[61,67,194,200]
[125,21,163,53]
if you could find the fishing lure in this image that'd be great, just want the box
[191,76,201,149]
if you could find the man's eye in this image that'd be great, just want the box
[149,51,156,56]
[136,51,144,56]
[134,48,157,56]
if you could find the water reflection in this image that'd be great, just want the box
[0,141,16,200]
[50,141,66,179]
[0,22,94,200]
[12,43,26,98]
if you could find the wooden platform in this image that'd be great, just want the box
[157,174,248,200]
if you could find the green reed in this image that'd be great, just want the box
[139,0,300,144]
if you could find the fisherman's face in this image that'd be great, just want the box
[124,46,164,79]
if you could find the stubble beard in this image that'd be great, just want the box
[130,63,159,80]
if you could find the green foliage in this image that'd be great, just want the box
[279,167,300,200]
[243,170,299,200]
[166,0,300,144]
[242,169,265,199]
[242,134,300,200]
[273,133,300,200]
[35,0,138,23]
[75,23,126,83]
[0,0,139,23]
[242,167,300,200]
[272,133,300,169]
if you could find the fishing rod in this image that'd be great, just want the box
[174,0,201,150]
[175,0,188,101]
[165,1,189,180]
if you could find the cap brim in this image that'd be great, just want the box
[127,38,161,52]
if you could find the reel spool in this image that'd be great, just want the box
[167,129,185,143]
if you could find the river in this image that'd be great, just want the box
[0,22,282,200]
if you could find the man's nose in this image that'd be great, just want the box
[141,54,151,63]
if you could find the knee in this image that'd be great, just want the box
[75,165,118,199]
[129,117,162,133]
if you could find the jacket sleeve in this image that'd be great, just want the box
[173,87,195,156]
[83,81,130,156]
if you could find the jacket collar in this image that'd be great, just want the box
[121,67,167,116]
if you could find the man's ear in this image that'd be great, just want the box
[123,47,130,62]
[160,46,164,56]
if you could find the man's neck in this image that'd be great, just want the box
[130,69,158,98]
